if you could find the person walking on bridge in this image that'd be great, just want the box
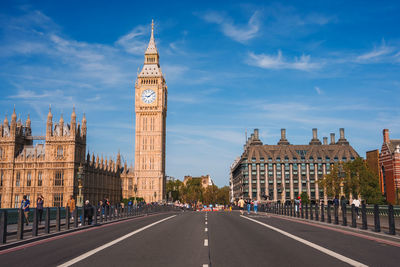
[238,198,245,215]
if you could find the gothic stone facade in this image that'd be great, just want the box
[230,128,359,203]
[379,129,400,204]
[0,107,122,208]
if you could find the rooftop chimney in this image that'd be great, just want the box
[278,128,290,145]
[383,129,389,143]
[337,128,349,145]
[323,137,328,145]
[254,129,259,140]
[330,133,335,144]
[309,128,322,145]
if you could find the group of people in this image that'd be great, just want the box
[237,198,259,215]
[20,195,44,226]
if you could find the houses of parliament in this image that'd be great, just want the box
[0,21,167,208]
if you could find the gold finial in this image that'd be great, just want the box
[152,19,154,32]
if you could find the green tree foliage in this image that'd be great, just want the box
[319,163,343,198]
[166,179,230,205]
[166,179,183,201]
[319,157,384,204]
[300,192,310,204]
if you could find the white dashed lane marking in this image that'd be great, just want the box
[204,239,208,246]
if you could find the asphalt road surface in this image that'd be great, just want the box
[1,211,399,267]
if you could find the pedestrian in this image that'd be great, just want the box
[247,200,251,215]
[21,195,30,226]
[36,195,44,224]
[238,198,245,215]
[254,200,258,214]
[352,197,361,219]
[66,195,76,221]
[295,197,300,213]
[84,200,94,225]
[333,195,339,207]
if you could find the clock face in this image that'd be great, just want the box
[141,89,156,104]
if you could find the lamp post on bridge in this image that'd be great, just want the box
[77,164,85,207]
[134,184,138,205]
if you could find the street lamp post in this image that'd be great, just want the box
[154,191,157,202]
[134,184,137,205]
[77,165,84,207]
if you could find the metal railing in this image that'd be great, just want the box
[0,204,179,245]
[261,202,398,236]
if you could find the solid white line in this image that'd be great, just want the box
[205,227,208,232]
[58,215,176,267]
[204,239,208,246]
[241,216,367,267]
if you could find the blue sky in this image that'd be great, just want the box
[1,1,400,187]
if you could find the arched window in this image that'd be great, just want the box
[0,147,3,158]
[57,146,63,158]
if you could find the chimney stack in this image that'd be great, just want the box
[330,133,335,144]
[340,128,345,139]
[309,128,322,145]
[278,128,290,145]
[312,128,318,139]
[383,129,389,143]
[254,129,259,140]
[323,137,328,145]
[281,128,286,140]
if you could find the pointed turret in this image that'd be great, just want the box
[59,113,64,136]
[3,115,9,127]
[10,106,17,135]
[145,19,158,56]
[116,150,121,169]
[81,113,87,138]
[26,114,31,128]
[46,105,53,137]
[139,20,162,77]
[71,106,77,136]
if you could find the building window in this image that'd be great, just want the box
[27,172,32,186]
[38,172,43,186]
[0,170,3,186]
[57,146,63,158]
[16,172,20,186]
[54,171,64,186]
[14,195,19,208]
[0,194,1,208]
[53,193,63,207]
[0,147,2,158]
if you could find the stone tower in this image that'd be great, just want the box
[134,20,167,202]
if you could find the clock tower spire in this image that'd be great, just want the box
[134,20,167,203]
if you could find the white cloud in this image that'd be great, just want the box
[314,86,322,95]
[115,25,148,55]
[356,39,396,62]
[247,50,322,71]
[202,11,261,43]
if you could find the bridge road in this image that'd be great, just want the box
[1,211,400,267]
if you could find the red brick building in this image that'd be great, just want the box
[379,129,400,204]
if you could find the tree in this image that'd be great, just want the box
[300,192,310,204]
[319,157,385,204]
[181,178,204,204]
[318,163,343,198]
[166,179,183,202]
[216,186,230,205]
[203,185,218,205]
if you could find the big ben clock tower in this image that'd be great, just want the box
[134,20,167,202]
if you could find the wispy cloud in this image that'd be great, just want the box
[115,25,148,55]
[202,11,261,43]
[314,86,322,95]
[356,39,396,62]
[247,50,322,71]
